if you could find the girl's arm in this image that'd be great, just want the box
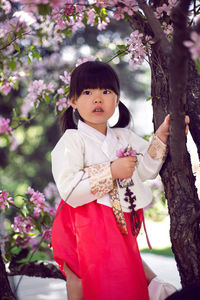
[135,114,189,182]
[51,131,114,208]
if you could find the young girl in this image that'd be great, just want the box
[51,61,179,300]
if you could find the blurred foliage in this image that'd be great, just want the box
[140,247,174,257]
[0,19,150,196]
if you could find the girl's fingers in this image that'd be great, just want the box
[165,114,170,124]
[185,115,190,124]
[185,124,189,135]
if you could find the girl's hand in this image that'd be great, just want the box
[155,114,170,144]
[155,114,190,144]
[110,156,138,180]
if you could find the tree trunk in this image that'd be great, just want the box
[0,250,16,300]
[129,0,200,287]
[150,26,200,289]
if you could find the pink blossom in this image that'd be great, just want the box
[1,0,11,14]
[0,118,12,135]
[60,71,71,84]
[42,227,52,241]
[56,97,68,111]
[56,18,66,30]
[10,133,19,151]
[0,81,13,95]
[27,187,47,215]
[13,215,33,233]
[43,182,59,200]
[97,20,109,31]
[64,5,74,16]
[29,238,38,249]
[127,30,147,67]
[184,31,200,60]
[116,146,137,158]
[154,0,177,19]
[25,80,54,111]
[87,9,95,26]
[13,11,36,26]
[15,235,31,248]
[0,190,13,210]
[75,56,96,67]
[57,88,64,94]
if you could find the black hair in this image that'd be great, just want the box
[59,60,131,134]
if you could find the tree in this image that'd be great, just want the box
[0,0,200,297]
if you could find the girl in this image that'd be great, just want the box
[51,61,181,300]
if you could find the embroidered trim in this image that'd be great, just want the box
[109,181,128,235]
[147,135,167,160]
[88,162,113,198]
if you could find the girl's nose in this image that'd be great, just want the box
[94,97,102,103]
[93,91,103,103]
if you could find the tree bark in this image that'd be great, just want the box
[0,250,16,300]
[129,0,200,287]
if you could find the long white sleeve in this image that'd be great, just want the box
[127,131,167,182]
[51,131,113,208]
[51,131,96,207]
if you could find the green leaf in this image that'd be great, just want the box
[195,59,200,75]
[44,94,50,103]
[14,43,20,52]
[101,8,107,15]
[27,56,31,65]
[11,246,21,255]
[21,205,29,218]
[38,4,52,15]
[7,60,17,70]
[117,44,128,50]
[146,96,152,101]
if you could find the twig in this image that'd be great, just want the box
[137,0,171,55]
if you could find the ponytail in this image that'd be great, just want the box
[112,101,131,128]
[59,100,131,135]
[59,106,77,134]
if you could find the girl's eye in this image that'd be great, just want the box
[83,90,91,95]
[103,90,111,94]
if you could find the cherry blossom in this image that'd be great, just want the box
[13,215,33,233]
[24,80,55,112]
[42,227,52,241]
[1,0,11,14]
[0,190,13,210]
[75,56,96,67]
[116,146,137,158]
[56,97,68,111]
[184,31,200,60]
[60,71,71,84]
[27,186,48,217]
[127,30,147,67]
[154,0,177,19]
[0,117,12,135]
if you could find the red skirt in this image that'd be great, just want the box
[51,200,149,300]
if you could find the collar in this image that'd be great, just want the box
[78,120,119,160]
[78,120,111,142]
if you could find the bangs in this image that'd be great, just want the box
[69,61,120,99]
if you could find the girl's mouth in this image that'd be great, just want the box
[93,107,104,113]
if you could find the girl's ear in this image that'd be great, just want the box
[70,98,77,109]
[115,96,120,107]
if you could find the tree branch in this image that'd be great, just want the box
[137,0,171,55]
[8,260,66,281]
[169,0,192,172]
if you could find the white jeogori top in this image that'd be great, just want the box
[51,120,167,212]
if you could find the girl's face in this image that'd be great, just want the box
[70,88,119,135]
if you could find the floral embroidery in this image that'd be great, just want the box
[109,181,128,235]
[88,162,113,198]
[148,135,167,160]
